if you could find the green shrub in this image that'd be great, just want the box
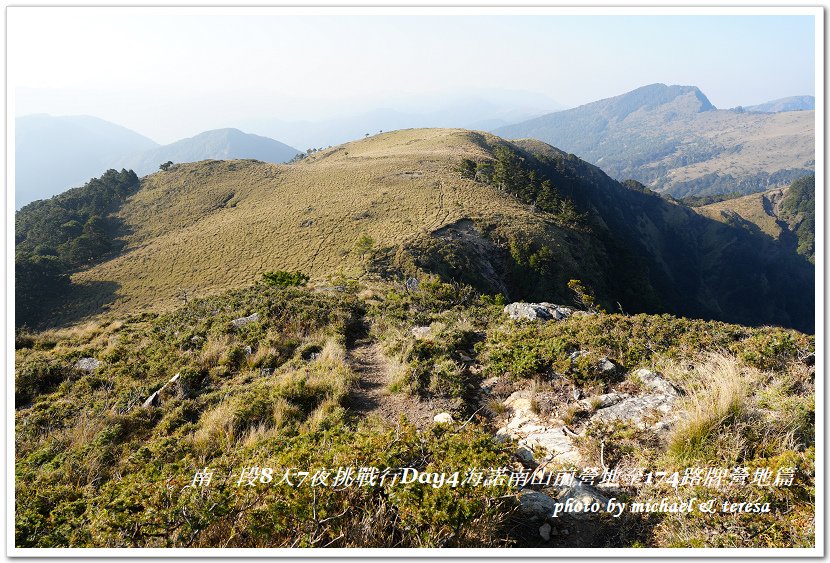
[261,270,310,289]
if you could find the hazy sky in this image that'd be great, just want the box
[9,9,817,144]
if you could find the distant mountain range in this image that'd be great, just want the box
[15,115,159,209]
[237,95,564,150]
[494,84,814,197]
[744,95,815,113]
[114,128,300,176]
[15,116,300,208]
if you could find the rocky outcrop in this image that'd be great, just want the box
[74,357,102,372]
[231,313,259,328]
[496,390,581,465]
[635,368,681,396]
[494,368,683,466]
[518,489,557,519]
[504,302,573,322]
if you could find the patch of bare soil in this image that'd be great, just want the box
[346,337,436,431]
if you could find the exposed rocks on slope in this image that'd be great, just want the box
[504,302,574,321]
[74,357,103,372]
[231,312,260,328]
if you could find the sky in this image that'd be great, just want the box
[8,9,817,144]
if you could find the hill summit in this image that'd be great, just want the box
[15,128,813,333]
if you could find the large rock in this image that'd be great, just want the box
[74,357,102,372]
[590,393,678,429]
[498,390,582,465]
[433,412,454,424]
[552,479,612,520]
[519,429,581,465]
[581,392,628,410]
[231,312,260,328]
[634,368,681,396]
[518,490,556,519]
[504,302,573,322]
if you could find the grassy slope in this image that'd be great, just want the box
[15,279,815,548]
[695,187,788,239]
[62,129,596,323]
[49,128,813,333]
[695,175,815,262]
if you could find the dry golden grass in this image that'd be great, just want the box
[694,186,789,239]
[662,110,814,185]
[60,129,570,324]
[666,352,762,463]
[199,333,234,370]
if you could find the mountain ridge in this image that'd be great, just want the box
[15,128,813,333]
[494,84,814,198]
[115,128,301,176]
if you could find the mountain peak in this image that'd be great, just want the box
[596,83,715,120]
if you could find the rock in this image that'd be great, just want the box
[260,367,273,377]
[590,393,677,428]
[231,313,260,328]
[540,522,552,542]
[553,479,611,520]
[634,368,681,396]
[142,372,180,408]
[405,277,420,291]
[520,428,581,465]
[518,490,556,519]
[433,412,454,424]
[539,303,573,320]
[504,302,572,322]
[582,392,628,410]
[569,350,589,361]
[516,445,536,463]
[411,326,432,339]
[74,357,102,372]
[142,391,161,408]
[598,357,617,374]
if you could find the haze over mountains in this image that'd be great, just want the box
[16,84,814,209]
[114,129,300,177]
[494,84,815,197]
[14,117,301,209]
[15,115,159,208]
[236,92,565,150]
[743,95,815,113]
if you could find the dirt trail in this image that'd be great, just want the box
[346,334,435,431]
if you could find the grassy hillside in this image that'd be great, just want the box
[695,176,815,262]
[15,278,815,548]
[18,128,813,333]
[494,84,814,197]
[14,128,817,549]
